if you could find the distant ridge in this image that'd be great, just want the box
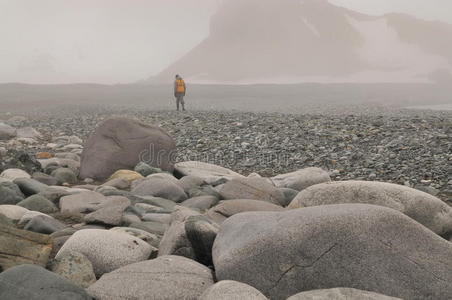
[151,0,452,84]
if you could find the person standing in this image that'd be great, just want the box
[174,74,186,111]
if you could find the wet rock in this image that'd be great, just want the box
[79,117,176,180]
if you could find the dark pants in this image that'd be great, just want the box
[175,94,185,111]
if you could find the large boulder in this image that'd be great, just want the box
[207,199,285,224]
[271,167,331,191]
[218,177,285,206]
[0,223,52,270]
[289,181,452,238]
[87,255,214,300]
[56,229,152,277]
[0,264,91,300]
[199,280,269,300]
[79,117,176,180]
[287,288,402,300]
[213,204,452,300]
[131,178,188,202]
[174,161,244,184]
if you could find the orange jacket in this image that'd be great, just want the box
[174,79,186,94]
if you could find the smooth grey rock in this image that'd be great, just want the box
[50,251,97,288]
[132,178,188,202]
[13,178,49,196]
[0,182,24,205]
[129,221,168,236]
[51,167,78,185]
[18,210,47,225]
[134,161,162,177]
[0,122,17,140]
[181,195,219,211]
[0,205,29,221]
[32,171,59,186]
[174,161,244,184]
[213,204,452,300]
[287,288,402,300]
[17,194,58,213]
[289,181,452,238]
[271,167,331,191]
[24,214,66,234]
[207,199,285,224]
[179,175,205,193]
[84,196,131,226]
[188,185,221,199]
[0,264,91,299]
[56,229,152,277]
[142,212,172,223]
[60,191,107,214]
[87,255,214,300]
[218,177,285,206]
[199,280,268,300]
[79,117,176,180]
[100,178,130,189]
[0,168,30,181]
[38,187,70,204]
[158,218,195,259]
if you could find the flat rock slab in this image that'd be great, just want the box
[175,161,244,184]
[87,255,214,300]
[56,229,152,277]
[213,204,452,300]
[289,181,452,237]
[0,264,91,300]
[287,288,402,300]
[60,191,107,214]
[218,177,285,206]
[0,223,52,271]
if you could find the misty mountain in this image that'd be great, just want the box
[154,0,452,84]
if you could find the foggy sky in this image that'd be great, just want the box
[1,0,451,84]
